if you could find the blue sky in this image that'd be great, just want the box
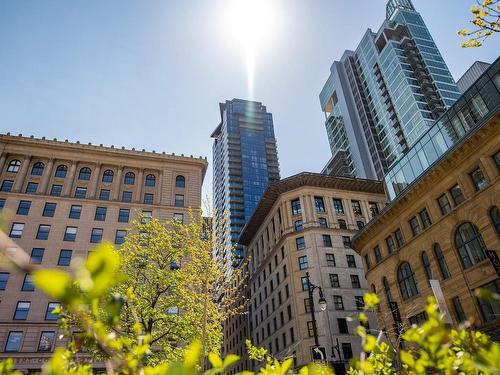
[0,0,498,201]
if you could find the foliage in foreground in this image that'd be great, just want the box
[458,0,499,47]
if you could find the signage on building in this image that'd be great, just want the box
[311,346,327,361]
[486,250,500,277]
[429,279,453,324]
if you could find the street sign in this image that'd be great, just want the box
[311,346,327,361]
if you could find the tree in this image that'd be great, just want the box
[458,0,499,47]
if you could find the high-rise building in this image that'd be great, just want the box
[211,99,280,271]
[0,133,207,372]
[320,0,461,179]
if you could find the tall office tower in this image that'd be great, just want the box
[211,99,280,271]
[320,0,461,179]
[0,133,207,372]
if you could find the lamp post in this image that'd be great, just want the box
[306,272,327,347]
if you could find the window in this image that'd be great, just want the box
[477,279,500,322]
[102,170,114,183]
[36,225,50,240]
[21,274,35,291]
[489,206,500,235]
[10,223,24,238]
[342,236,351,248]
[333,199,344,214]
[333,295,344,310]
[455,222,487,269]
[351,275,361,288]
[338,318,348,334]
[5,332,22,352]
[493,151,500,171]
[90,228,103,243]
[122,191,132,202]
[124,172,135,185]
[409,216,421,236]
[326,253,336,267]
[144,193,154,204]
[295,236,305,250]
[385,236,396,254]
[58,250,72,266]
[31,162,44,176]
[394,229,404,248]
[346,255,356,268]
[364,255,371,270]
[452,297,466,323]
[0,272,9,290]
[433,243,450,279]
[369,202,379,217]
[383,277,393,302]
[322,234,332,247]
[175,194,184,207]
[94,207,107,221]
[355,296,364,310]
[64,226,77,241]
[357,220,365,229]
[0,198,5,210]
[141,210,153,224]
[304,298,312,313]
[175,175,185,188]
[450,184,465,205]
[421,252,432,281]
[50,184,62,196]
[314,196,325,212]
[330,274,340,288]
[38,331,55,352]
[55,165,67,178]
[470,167,488,191]
[291,198,301,215]
[78,167,91,180]
[409,311,428,326]
[301,276,309,291]
[338,219,347,229]
[69,205,82,219]
[437,194,452,215]
[307,321,315,337]
[7,159,21,173]
[14,301,30,320]
[25,182,38,194]
[1,180,13,192]
[74,187,87,199]
[115,230,127,245]
[397,262,419,300]
[351,200,362,216]
[145,174,156,187]
[167,307,179,315]
[319,218,327,228]
[173,213,184,223]
[342,343,353,359]
[298,256,308,270]
[16,200,31,215]
[419,208,432,229]
[30,248,44,264]
[118,209,130,223]
[291,219,302,231]
[45,302,60,320]
[374,246,382,263]
[99,189,110,200]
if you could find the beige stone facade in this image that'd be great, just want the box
[0,133,207,371]
[351,112,500,346]
[237,173,386,373]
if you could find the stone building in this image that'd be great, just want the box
[0,133,207,371]
[238,173,386,373]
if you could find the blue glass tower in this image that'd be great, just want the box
[212,99,280,270]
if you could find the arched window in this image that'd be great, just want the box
[31,162,45,176]
[102,170,114,183]
[55,165,67,178]
[455,222,487,269]
[175,175,185,188]
[338,219,347,229]
[7,159,21,173]
[145,174,156,187]
[382,277,393,303]
[490,206,500,236]
[421,252,432,281]
[124,172,135,185]
[78,167,92,181]
[397,262,419,300]
[433,243,450,279]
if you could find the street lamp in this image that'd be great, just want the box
[306,272,326,347]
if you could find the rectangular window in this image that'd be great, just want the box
[144,193,154,204]
[346,255,356,268]
[14,301,30,320]
[342,236,351,248]
[314,196,325,212]
[141,210,153,224]
[0,272,9,290]
[409,216,421,236]
[470,167,488,191]
[322,234,332,247]
[301,276,309,291]
[21,273,35,291]
[409,311,428,326]
[115,230,127,245]
[319,217,327,228]
[307,321,315,337]
[329,274,339,288]
[5,332,23,352]
[394,229,405,248]
[16,200,31,215]
[342,343,353,359]
[64,226,77,241]
[326,253,336,267]
[42,202,56,217]
[45,302,60,320]
[304,298,312,313]
[437,194,452,215]
[58,250,73,266]
[452,296,466,323]
[0,198,5,210]
[351,200,362,216]
[369,202,379,217]
[10,223,24,238]
[449,184,465,205]
[355,296,364,310]
[291,198,301,215]
[25,182,38,194]
[175,194,184,207]
[1,180,13,192]
[374,246,382,263]
[385,236,396,254]
[69,205,82,219]
[364,255,371,270]
[118,209,130,223]
[333,295,344,310]
[30,248,44,264]
[298,255,308,270]
[122,191,132,202]
[36,224,51,240]
[38,331,55,352]
[99,189,110,200]
[295,236,305,250]
[338,219,347,229]
[477,279,500,322]
[173,213,184,223]
[351,275,361,289]
[419,209,432,229]
[74,187,87,199]
[493,151,500,171]
[50,184,62,196]
[94,207,107,221]
[333,198,344,214]
[338,318,348,334]
[294,220,303,231]
[90,228,103,243]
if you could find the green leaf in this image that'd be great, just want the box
[33,269,71,300]
[184,340,201,367]
[223,354,239,368]
[400,350,415,367]
[363,293,379,309]
[208,352,223,368]
[364,335,377,352]
[84,243,120,297]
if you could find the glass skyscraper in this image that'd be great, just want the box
[211,99,280,271]
[320,0,461,180]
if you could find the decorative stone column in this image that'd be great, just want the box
[136,170,144,203]
[63,161,78,197]
[89,163,102,199]
[13,156,31,192]
[112,167,123,200]
[0,154,7,173]
[40,158,54,194]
